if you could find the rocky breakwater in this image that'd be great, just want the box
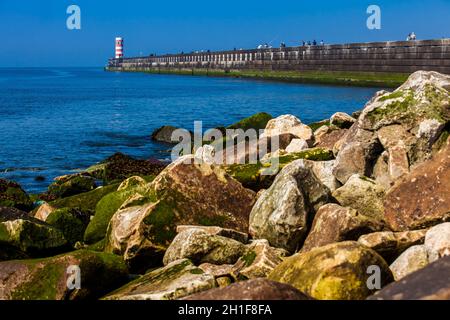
[0,71,449,300]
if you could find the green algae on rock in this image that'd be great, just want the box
[0,207,68,260]
[0,179,33,212]
[103,259,216,300]
[269,241,393,300]
[227,112,273,132]
[46,208,90,246]
[46,174,97,200]
[0,249,128,300]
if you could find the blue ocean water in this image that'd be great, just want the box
[0,68,380,193]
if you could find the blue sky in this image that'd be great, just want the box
[1,0,449,67]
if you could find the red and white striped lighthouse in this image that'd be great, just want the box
[115,37,124,59]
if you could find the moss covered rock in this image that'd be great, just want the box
[0,207,68,260]
[46,208,90,246]
[227,112,273,132]
[47,174,97,200]
[50,183,119,213]
[269,241,393,300]
[0,179,33,212]
[103,259,216,300]
[84,177,148,244]
[0,250,128,300]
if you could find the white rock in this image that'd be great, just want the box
[424,222,450,262]
[389,245,429,281]
[285,139,309,153]
[260,115,313,143]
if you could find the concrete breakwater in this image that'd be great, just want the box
[107,39,450,87]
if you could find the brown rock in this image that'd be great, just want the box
[34,202,56,222]
[182,279,312,300]
[301,204,384,252]
[384,138,450,231]
[358,229,427,263]
[315,128,348,150]
[176,225,248,244]
[368,255,450,300]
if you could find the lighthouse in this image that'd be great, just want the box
[115,37,124,59]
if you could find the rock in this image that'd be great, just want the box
[88,153,167,184]
[330,112,356,129]
[199,263,234,278]
[260,115,313,145]
[103,259,216,300]
[162,228,247,266]
[269,241,393,300]
[358,229,427,263]
[332,125,382,184]
[176,225,248,244]
[424,222,450,262]
[368,255,450,300]
[285,139,309,153]
[0,250,128,300]
[333,71,450,185]
[301,204,384,252]
[314,128,348,150]
[383,137,450,231]
[0,207,68,260]
[46,208,91,246]
[34,202,56,222]
[389,245,429,281]
[83,176,148,244]
[309,160,341,192]
[249,159,332,252]
[105,156,255,271]
[47,174,97,200]
[151,125,185,144]
[313,125,331,141]
[0,179,33,211]
[332,174,386,222]
[227,112,273,132]
[232,239,288,279]
[182,278,311,300]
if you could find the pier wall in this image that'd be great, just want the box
[107,39,450,74]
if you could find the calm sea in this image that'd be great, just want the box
[0,67,380,193]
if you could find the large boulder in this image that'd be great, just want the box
[232,239,288,279]
[182,279,311,300]
[162,228,246,266]
[358,229,427,263]
[269,241,393,300]
[333,71,450,185]
[260,115,313,145]
[368,255,450,300]
[332,174,386,222]
[0,207,68,260]
[383,137,450,231]
[389,245,429,281]
[249,159,332,252]
[0,250,128,300]
[301,204,384,252]
[309,160,341,192]
[103,259,216,300]
[105,156,255,271]
[0,179,33,212]
[424,222,450,262]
